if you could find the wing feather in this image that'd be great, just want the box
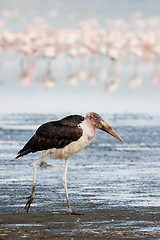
[16,115,84,158]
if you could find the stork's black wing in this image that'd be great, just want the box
[16,115,84,158]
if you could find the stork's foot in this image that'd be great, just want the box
[65,209,84,215]
[25,195,34,213]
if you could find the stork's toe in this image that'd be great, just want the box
[64,209,84,215]
[25,195,34,213]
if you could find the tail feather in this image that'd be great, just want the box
[15,149,32,159]
[15,135,36,159]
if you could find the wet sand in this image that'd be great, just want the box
[1,206,160,240]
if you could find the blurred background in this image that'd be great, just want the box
[0,0,160,114]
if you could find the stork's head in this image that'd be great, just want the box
[86,112,124,142]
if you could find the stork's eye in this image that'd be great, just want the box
[93,116,98,121]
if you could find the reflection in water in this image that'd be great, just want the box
[19,71,33,86]
[150,59,160,85]
[41,60,56,89]
[0,9,160,89]
[77,67,88,81]
[19,57,37,86]
[129,59,143,88]
[151,71,160,85]
[88,73,98,85]
[0,76,3,85]
[68,73,79,85]
[105,73,119,92]
[42,70,56,89]
[129,75,142,88]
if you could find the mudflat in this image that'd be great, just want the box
[1,207,160,240]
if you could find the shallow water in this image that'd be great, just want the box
[0,113,160,214]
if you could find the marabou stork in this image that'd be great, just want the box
[16,112,124,214]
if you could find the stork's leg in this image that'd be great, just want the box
[25,155,44,213]
[62,158,72,214]
[62,159,83,215]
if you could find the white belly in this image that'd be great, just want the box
[42,119,95,160]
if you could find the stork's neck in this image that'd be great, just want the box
[80,118,96,141]
[85,117,96,130]
[80,117,95,131]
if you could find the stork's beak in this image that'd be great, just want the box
[97,119,124,142]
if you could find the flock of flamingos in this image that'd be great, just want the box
[0,9,160,90]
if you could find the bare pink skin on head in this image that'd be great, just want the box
[86,112,124,142]
[86,112,102,128]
